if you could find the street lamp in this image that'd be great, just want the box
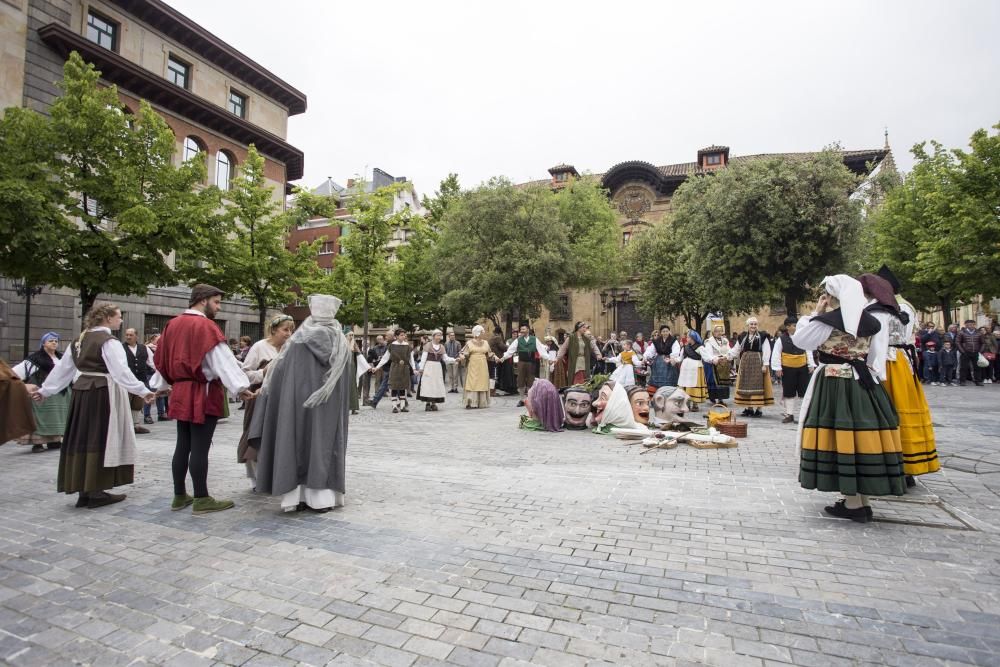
[599,287,630,335]
[12,279,44,360]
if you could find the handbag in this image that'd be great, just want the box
[977,353,990,368]
[706,403,733,428]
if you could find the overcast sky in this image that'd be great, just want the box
[165,0,999,199]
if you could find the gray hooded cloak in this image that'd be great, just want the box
[249,306,350,498]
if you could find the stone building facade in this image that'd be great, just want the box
[518,145,892,341]
[0,0,306,359]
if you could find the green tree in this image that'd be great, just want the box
[435,176,621,332]
[182,145,331,333]
[557,177,624,289]
[0,107,74,290]
[327,181,413,340]
[671,149,864,315]
[435,178,566,331]
[0,52,220,318]
[387,175,463,332]
[870,127,1000,324]
[628,222,724,333]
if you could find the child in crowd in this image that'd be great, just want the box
[940,340,958,386]
[922,340,940,385]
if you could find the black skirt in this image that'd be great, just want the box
[58,387,134,493]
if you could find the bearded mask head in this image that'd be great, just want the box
[562,386,592,429]
[651,385,689,425]
[626,385,650,425]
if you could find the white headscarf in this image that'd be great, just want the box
[820,275,866,336]
[598,383,642,431]
[262,294,350,409]
[472,325,485,338]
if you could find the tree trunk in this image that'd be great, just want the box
[79,288,98,323]
[939,295,952,328]
[257,297,267,340]
[488,313,502,332]
[363,288,370,350]
[693,312,706,334]
[784,291,799,318]
[505,308,514,340]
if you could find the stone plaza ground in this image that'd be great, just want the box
[1,384,999,667]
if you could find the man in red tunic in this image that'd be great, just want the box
[152,284,253,514]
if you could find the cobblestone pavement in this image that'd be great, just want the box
[1,384,999,667]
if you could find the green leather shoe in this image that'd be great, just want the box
[192,497,234,514]
[170,494,194,511]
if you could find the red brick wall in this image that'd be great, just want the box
[287,222,340,269]
[117,91,287,184]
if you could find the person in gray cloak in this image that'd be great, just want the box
[248,294,351,513]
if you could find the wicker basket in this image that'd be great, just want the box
[715,420,748,438]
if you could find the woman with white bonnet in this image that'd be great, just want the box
[458,325,500,409]
[415,329,456,411]
[249,294,351,513]
[791,275,905,523]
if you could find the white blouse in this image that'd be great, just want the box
[39,327,151,398]
[241,339,281,385]
[418,344,457,370]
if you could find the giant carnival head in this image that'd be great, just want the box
[562,385,593,429]
[591,381,615,425]
[651,385,690,425]
[625,385,650,425]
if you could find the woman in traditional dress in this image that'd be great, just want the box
[372,329,418,413]
[644,325,680,396]
[556,321,604,385]
[792,275,904,523]
[859,271,938,485]
[731,317,774,417]
[550,330,569,389]
[238,314,295,488]
[12,332,71,452]
[416,330,456,411]
[702,325,733,405]
[459,325,500,408]
[32,302,155,509]
[675,330,708,411]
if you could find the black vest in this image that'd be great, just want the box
[780,333,806,356]
[123,342,150,382]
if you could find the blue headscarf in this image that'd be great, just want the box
[687,330,703,346]
[40,331,60,347]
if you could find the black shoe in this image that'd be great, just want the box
[401,404,409,413]
[392,406,399,414]
[824,500,870,523]
[87,491,126,509]
[304,505,332,513]
[781,415,794,423]
[741,408,753,417]
[237,404,245,410]
[753,409,763,418]
[143,416,154,425]
[975,382,983,386]
[47,442,61,450]
[905,475,916,488]
[134,426,150,434]
[517,400,525,407]
[75,492,88,508]
[158,415,171,421]
[31,444,45,453]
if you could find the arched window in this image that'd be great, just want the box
[183,136,205,163]
[216,151,235,191]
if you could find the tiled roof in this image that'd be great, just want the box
[517,149,888,189]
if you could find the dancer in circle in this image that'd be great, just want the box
[458,325,500,408]
[731,317,773,417]
[416,330,457,411]
[11,332,70,452]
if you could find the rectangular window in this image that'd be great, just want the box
[705,154,722,165]
[212,319,227,336]
[319,241,334,255]
[240,321,263,342]
[551,294,572,321]
[228,90,247,118]
[322,267,334,275]
[143,313,174,336]
[622,231,632,246]
[167,55,190,89]
[86,11,117,51]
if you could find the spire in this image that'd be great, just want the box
[880,127,897,175]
